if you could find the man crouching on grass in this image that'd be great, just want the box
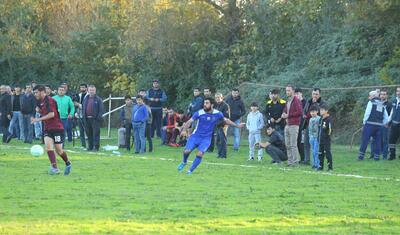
[177,97,245,174]
[31,85,72,175]
[255,124,288,164]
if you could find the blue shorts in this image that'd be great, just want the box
[184,135,211,153]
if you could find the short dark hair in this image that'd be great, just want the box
[251,102,258,107]
[79,83,87,88]
[295,88,302,93]
[45,84,51,89]
[139,89,146,93]
[124,95,132,100]
[204,88,210,91]
[286,84,295,90]
[194,88,200,91]
[33,85,45,92]
[266,124,274,129]
[204,97,215,105]
[270,89,280,95]
[136,95,143,100]
[319,103,329,111]
[232,88,239,92]
[310,104,319,112]
[58,85,65,89]
[313,87,321,93]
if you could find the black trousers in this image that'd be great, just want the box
[151,109,162,138]
[297,129,305,162]
[145,123,153,152]
[85,118,101,150]
[207,130,215,152]
[389,123,400,159]
[266,145,287,162]
[216,127,227,158]
[1,122,10,143]
[124,123,133,151]
[319,139,332,169]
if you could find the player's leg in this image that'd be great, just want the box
[44,135,60,174]
[186,138,211,174]
[177,136,197,171]
[248,133,255,160]
[54,132,72,175]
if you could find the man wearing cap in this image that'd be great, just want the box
[146,80,167,138]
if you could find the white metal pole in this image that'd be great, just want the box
[108,94,112,138]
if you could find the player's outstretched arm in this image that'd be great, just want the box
[224,118,245,128]
[31,112,55,124]
[180,118,194,136]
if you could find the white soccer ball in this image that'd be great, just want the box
[30,145,44,157]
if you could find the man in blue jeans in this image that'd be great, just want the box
[132,95,148,154]
[20,84,36,144]
[226,88,246,151]
[8,86,22,139]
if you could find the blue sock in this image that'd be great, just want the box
[183,153,190,163]
[189,156,202,172]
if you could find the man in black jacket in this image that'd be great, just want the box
[265,89,286,136]
[146,80,167,138]
[0,85,12,143]
[226,88,246,151]
[214,92,230,158]
[256,125,288,163]
[302,88,325,165]
[82,85,104,151]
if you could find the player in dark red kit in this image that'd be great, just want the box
[31,85,72,175]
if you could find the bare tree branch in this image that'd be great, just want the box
[195,0,225,14]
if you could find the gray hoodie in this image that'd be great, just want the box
[246,110,265,134]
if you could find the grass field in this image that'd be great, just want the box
[1,135,400,234]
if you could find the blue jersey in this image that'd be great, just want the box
[191,109,224,138]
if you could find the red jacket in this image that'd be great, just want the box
[283,96,302,126]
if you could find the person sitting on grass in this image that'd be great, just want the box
[255,125,288,164]
[163,107,180,147]
[175,110,190,147]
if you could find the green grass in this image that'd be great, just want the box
[1,136,400,234]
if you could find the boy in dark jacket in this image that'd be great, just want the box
[318,104,333,171]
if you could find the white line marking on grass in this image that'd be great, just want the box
[1,145,399,182]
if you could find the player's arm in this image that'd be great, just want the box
[31,112,54,123]
[223,118,245,128]
[180,118,194,136]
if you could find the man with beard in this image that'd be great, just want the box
[177,97,244,174]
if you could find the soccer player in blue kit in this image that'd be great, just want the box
[177,97,245,174]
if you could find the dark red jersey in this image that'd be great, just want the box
[38,96,64,131]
